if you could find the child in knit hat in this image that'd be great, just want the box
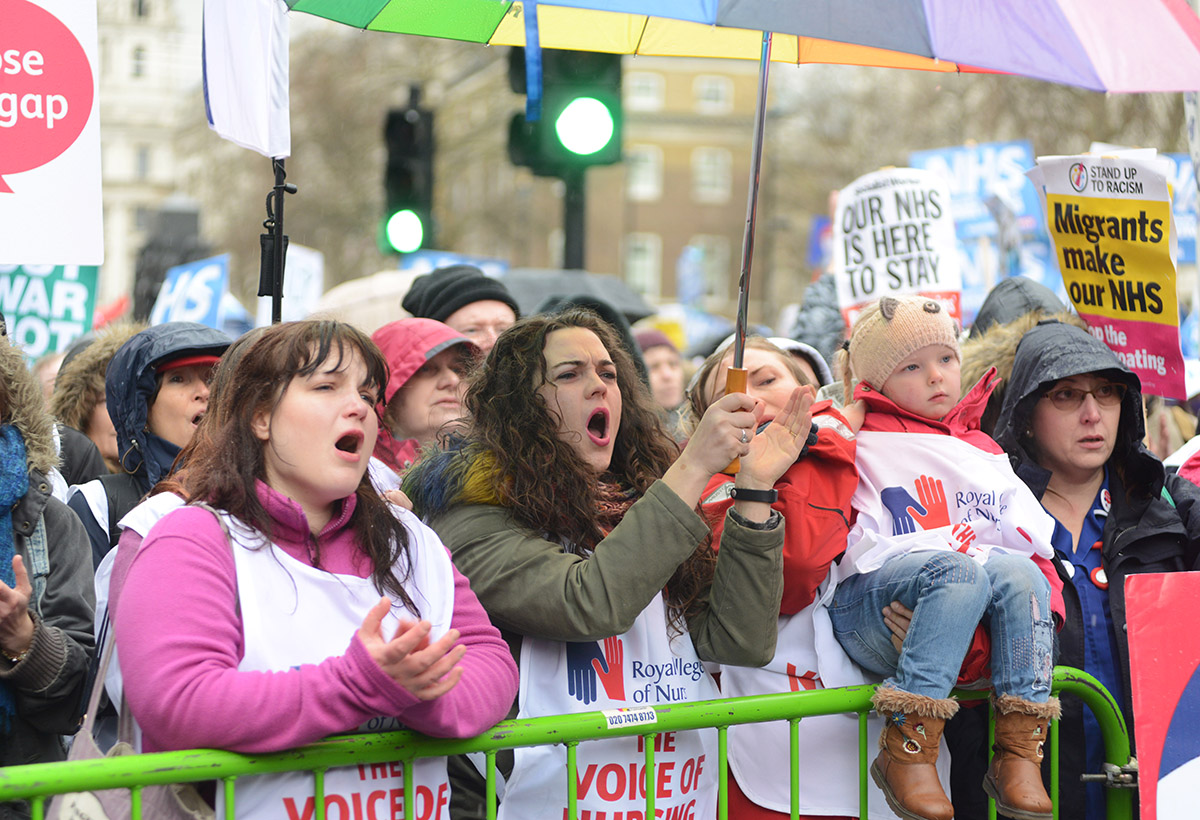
[828,295,1064,820]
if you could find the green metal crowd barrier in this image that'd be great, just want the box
[0,666,1132,820]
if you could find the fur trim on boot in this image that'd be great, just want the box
[983,695,1060,820]
[993,693,1062,720]
[872,686,960,720]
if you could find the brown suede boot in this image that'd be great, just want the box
[870,687,958,820]
[982,694,1061,820]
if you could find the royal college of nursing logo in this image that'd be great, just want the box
[567,637,627,705]
[566,637,707,706]
[881,474,985,554]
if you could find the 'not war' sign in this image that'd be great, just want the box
[0,263,96,357]
[832,167,963,329]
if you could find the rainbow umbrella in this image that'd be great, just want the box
[283,0,1200,92]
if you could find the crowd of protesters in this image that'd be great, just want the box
[2,263,1199,820]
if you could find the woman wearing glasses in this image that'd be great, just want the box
[992,319,1200,820]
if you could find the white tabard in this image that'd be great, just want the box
[499,593,719,820]
[217,508,455,820]
[845,430,1055,576]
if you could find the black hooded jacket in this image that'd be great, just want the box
[994,320,1200,819]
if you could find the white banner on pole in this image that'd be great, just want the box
[202,0,291,159]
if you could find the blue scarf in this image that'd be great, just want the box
[0,424,29,733]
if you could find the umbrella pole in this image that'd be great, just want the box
[723,32,772,475]
[732,32,773,370]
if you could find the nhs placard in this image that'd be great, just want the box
[150,255,229,328]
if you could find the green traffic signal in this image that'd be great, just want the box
[554,97,615,156]
[507,48,622,173]
[385,209,425,254]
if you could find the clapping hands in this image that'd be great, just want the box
[358,598,465,700]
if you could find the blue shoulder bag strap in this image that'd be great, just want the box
[26,515,50,618]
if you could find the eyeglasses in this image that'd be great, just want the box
[1041,382,1127,410]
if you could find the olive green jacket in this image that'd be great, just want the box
[425,479,784,668]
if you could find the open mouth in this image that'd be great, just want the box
[191,412,205,426]
[335,431,364,455]
[586,408,610,446]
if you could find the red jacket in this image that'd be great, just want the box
[702,401,859,615]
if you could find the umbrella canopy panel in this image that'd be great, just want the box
[284,0,970,72]
[285,0,1200,92]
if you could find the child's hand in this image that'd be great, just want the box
[882,601,913,653]
[840,399,867,433]
[383,488,413,511]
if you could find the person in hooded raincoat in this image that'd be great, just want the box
[66,322,231,569]
[993,319,1200,820]
[371,319,478,477]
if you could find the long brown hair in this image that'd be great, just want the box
[180,320,418,609]
[462,308,714,626]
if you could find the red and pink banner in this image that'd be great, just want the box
[1126,571,1200,820]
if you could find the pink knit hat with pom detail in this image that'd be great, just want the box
[848,295,960,392]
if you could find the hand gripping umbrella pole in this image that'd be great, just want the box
[723,32,772,475]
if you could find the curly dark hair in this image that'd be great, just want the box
[179,320,418,612]
[462,307,715,628]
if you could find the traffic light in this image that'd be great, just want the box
[382,105,434,254]
[508,48,622,176]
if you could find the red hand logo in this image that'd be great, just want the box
[592,636,626,700]
[907,475,951,529]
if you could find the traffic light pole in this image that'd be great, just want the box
[563,168,586,269]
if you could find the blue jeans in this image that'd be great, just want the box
[829,551,1054,701]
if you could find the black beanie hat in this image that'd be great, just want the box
[401,265,521,323]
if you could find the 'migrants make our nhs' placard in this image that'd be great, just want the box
[1029,153,1184,398]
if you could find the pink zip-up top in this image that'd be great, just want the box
[114,481,517,754]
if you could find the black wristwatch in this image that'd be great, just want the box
[729,486,778,504]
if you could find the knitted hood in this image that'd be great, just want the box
[402,440,504,521]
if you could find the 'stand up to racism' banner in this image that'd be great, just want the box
[1029,154,1185,398]
[832,167,962,329]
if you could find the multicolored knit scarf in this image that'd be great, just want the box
[594,478,637,538]
[0,424,29,734]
